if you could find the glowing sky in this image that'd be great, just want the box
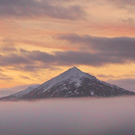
[0,0,135,92]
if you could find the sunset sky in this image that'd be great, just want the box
[0,0,135,94]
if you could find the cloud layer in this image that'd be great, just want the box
[58,33,135,63]
[0,0,86,20]
[1,33,135,71]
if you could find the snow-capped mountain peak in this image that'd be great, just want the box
[59,66,87,79]
[39,67,89,92]
[1,67,135,100]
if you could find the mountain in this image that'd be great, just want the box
[0,84,39,97]
[1,85,39,101]
[1,67,135,100]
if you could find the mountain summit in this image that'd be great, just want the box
[1,67,135,100]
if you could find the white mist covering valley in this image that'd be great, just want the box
[0,97,135,135]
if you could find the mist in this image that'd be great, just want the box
[0,97,135,135]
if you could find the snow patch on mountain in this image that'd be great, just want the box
[40,67,92,92]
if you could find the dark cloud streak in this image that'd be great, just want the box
[58,33,135,62]
[0,0,86,20]
[0,48,135,72]
[0,54,30,66]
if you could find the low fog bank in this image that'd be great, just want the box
[0,97,135,135]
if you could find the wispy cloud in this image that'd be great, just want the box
[107,0,135,12]
[20,75,30,80]
[97,74,115,79]
[0,72,13,80]
[0,38,17,53]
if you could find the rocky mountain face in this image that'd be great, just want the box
[1,67,135,100]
